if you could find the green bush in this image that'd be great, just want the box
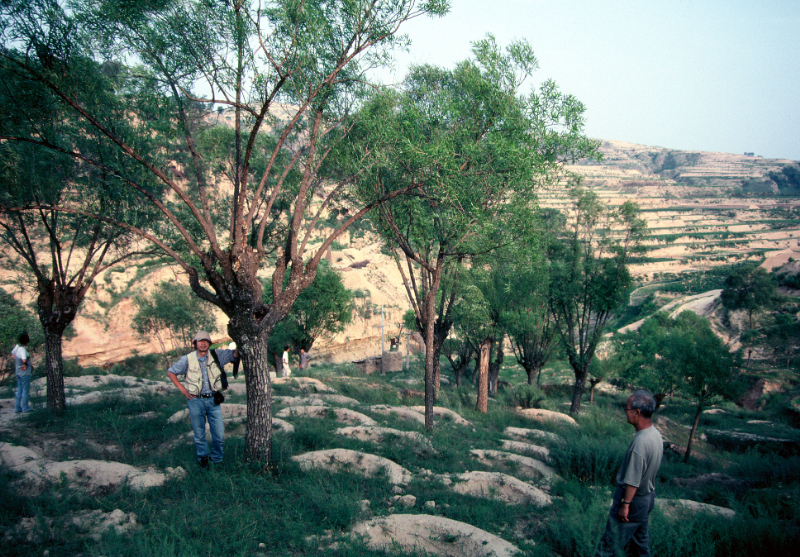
[550,432,629,485]
[107,354,162,379]
[502,383,546,409]
[62,358,85,377]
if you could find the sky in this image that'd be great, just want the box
[374,0,800,161]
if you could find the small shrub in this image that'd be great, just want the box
[62,359,85,377]
[504,384,546,409]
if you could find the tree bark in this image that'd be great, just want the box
[454,356,470,387]
[684,403,703,464]
[569,370,587,414]
[43,328,67,414]
[236,330,274,464]
[423,287,437,431]
[37,281,80,415]
[476,337,492,413]
[431,328,448,400]
[488,339,504,397]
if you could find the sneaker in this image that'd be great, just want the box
[199,456,209,469]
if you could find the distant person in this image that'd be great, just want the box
[11,332,33,413]
[299,348,311,370]
[282,346,291,377]
[390,337,398,351]
[594,390,663,557]
[167,331,238,468]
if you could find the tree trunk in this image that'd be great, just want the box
[569,370,587,414]
[454,357,469,387]
[36,282,79,416]
[684,403,703,464]
[536,364,543,387]
[588,378,601,404]
[488,340,504,397]
[473,349,482,386]
[524,363,535,385]
[431,329,447,401]
[423,292,437,432]
[476,337,492,413]
[238,332,274,464]
[43,328,67,414]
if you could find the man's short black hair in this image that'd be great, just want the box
[18,332,30,345]
[630,389,657,418]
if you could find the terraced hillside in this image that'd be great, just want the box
[551,140,800,278]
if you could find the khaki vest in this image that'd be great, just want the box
[182,351,223,395]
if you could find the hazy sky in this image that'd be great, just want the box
[376,0,800,161]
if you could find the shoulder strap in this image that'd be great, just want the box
[210,349,228,391]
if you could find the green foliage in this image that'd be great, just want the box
[720,264,777,328]
[265,260,353,355]
[657,266,741,295]
[503,383,546,409]
[550,430,629,485]
[616,311,742,407]
[0,288,43,362]
[547,187,647,411]
[775,270,800,289]
[132,281,217,360]
[2,360,800,556]
[107,354,162,379]
[768,164,800,195]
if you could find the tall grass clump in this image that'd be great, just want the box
[542,484,610,556]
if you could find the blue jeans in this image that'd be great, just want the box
[595,486,656,557]
[187,396,224,463]
[15,373,31,413]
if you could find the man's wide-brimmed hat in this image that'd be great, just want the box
[193,331,212,343]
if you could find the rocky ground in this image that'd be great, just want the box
[0,372,749,556]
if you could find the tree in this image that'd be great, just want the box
[351,36,598,428]
[548,186,647,414]
[614,310,743,462]
[441,336,475,387]
[133,280,219,369]
[720,265,777,330]
[665,312,742,464]
[1,0,448,461]
[0,44,157,413]
[506,217,559,387]
[613,311,687,408]
[762,311,800,367]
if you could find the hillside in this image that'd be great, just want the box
[4,141,799,369]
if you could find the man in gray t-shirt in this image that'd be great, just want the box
[595,390,663,557]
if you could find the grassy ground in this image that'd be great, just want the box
[1,357,799,556]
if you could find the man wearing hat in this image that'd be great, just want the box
[167,331,239,468]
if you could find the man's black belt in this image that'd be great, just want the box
[198,394,213,398]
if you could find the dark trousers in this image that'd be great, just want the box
[595,485,656,557]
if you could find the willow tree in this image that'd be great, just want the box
[1,0,448,461]
[548,187,647,414]
[349,36,598,428]
[0,45,157,413]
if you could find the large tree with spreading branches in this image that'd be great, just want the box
[348,36,598,428]
[1,0,448,461]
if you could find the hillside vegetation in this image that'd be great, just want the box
[1,355,799,556]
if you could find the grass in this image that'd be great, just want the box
[2,356,799,556]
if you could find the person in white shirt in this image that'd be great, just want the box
[282,346,291,377]
[11,332,33,413]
